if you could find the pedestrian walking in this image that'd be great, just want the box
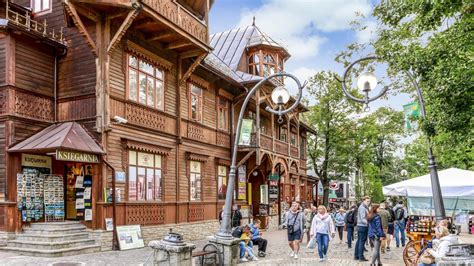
[310,205,336,262]
[345,205,357,248]
[387,202,395,251]
[284,201,305,259]
[335,207,346,243]
[393,201,407,248]
[304,204,315,243]
[377,202,390,254]
[231,204,242,228]
[354,196,370,262]
[249,219,267,257]
[368,204,385,266]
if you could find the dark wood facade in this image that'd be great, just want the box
[0,0,315,233]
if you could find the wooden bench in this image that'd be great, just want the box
[192,250,217,265]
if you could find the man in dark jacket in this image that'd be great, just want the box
[345,205,357,248]
[231,204,242,228]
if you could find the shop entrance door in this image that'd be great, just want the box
[65,163,93,221]
[248,171,264,216]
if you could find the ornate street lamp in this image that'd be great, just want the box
[341,56,446,220]
[216,72,304,239]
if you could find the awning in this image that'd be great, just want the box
[9,122,104,154]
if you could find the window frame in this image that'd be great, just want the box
[127,150,163,202]
[189,83,203,122]
[217,165,228,200]
[127,53,165,111]
[217,96,229,131]
[189,161,202,201]
[31,0,52,15]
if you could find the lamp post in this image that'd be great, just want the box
[216,72,304,239]
[341,56,446,220]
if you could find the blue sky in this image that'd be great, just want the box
[209,0,413,114]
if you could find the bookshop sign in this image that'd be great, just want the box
[21,154,52,169]
[56,150,100,163]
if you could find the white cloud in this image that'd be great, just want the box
[356,20,378,44]
[237,0,372,58]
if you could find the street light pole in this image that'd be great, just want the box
[216,72,304,239]
[341,56,446,220]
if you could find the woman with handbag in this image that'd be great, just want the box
[368,204,385,266]
[284,202,305,260]
[310,205,336,262]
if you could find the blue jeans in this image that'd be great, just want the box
[347,224,354,248]
[394,220,406,246]
[316,233,329,259]
[354,226,368,260]
[239,241,254,258]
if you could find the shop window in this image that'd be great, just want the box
[32,0,51,14]
[278,126,287,142]
[217,97,228,131]
[128,54,165,110]
[189,84,203,122]
[190,161,202,201]
[128,151,162,201]
[217,166,227,200]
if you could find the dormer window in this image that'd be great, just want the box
[248,53,260,76]
[263,54,276,77]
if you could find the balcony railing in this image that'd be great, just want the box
[274,139,288,155]
[142,0,208,44]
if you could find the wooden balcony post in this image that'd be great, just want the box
[287,117,290,156]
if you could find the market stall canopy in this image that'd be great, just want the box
[8,122,104,154]
[383,168,474,197]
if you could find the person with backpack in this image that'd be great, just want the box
[345,205,357,248]
[393,201,407,248]
[387,202,396,251]
[284,201,305,259]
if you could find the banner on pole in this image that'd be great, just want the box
[403,101,420,130]
[239,119,254,145]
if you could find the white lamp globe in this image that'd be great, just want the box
[356,72,377,92]
[400,169,408,176]
[271,86,290,105]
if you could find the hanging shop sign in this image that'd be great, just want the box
[238,165,247,200]
[268,173,280,180]
[329,182,339,191]
[56,150,100,163]
[238,119,254,145]
[21,154,52,169]
[116,225,145,250]
[403,101,420,130]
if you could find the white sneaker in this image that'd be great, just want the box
[319,258,324,262]
[294,253,299,259]
[289,251,294,257]
[251,256,259,261]
[240,257,249,262]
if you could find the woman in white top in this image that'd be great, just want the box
[310,205,336,262]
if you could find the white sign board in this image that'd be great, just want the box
[116,225,144,250]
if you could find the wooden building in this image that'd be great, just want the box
[0,0,316,253]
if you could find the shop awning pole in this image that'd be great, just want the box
[103,159,118,250]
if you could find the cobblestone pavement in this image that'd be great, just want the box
[1,229,472,265]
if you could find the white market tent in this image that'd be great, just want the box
[383,168,474,216]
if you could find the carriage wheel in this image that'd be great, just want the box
[202,243,221,266]
[403,240,422,266]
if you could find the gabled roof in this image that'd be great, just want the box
[9,122,104,154]
[209,24,289,72]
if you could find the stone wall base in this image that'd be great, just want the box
[92,220,219,251]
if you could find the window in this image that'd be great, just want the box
[128,54,164,110]
[278,126,287,142]
[32,0,51,14]
[217,97,228,131]
[190,84,203,122]
[248,53,260,76]
[263,53,276,77]
[190,161,202,201]
[300,137,307,158]
[290,132,297,146]
[217,166,227,200]
[128,151,162,201]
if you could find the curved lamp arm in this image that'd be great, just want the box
[341,56,389,109]
[264,72,304,118]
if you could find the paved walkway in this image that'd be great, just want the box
[1,229,472,265]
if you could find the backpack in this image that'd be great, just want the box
[231,226,243,238]
[388,208,395,223]
[346,210,355,224]
[395,207,404,221]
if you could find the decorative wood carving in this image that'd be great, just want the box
[107,6,142,54]
[180,53,206,86]
[142,0,207,44]
[186,152,208,163]
[126,41,173,70]
[64,0,97,56]
[188,74,210,90]
[13,90,53,121]
[275,140,288,156]
[125,102,166,131]
[260,134,272,150]
[123,139,171,156]
[290,146,299,158]
[188,204,204,222]
[187,123,204,140]
[126,204,165,225]
[216,131,230,147]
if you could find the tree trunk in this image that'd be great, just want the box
[322,175,329,206]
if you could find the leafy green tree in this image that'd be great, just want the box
[303,71,360,205]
